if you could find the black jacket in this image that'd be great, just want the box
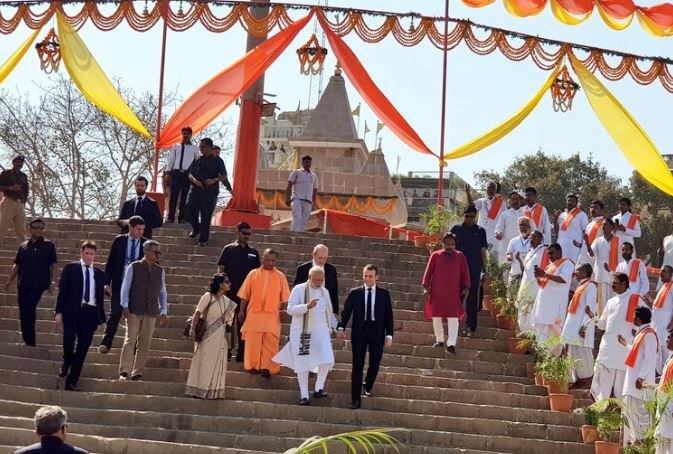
[117,196,163,239]
[15,436,88,453]
[293,261,339,315]
[55,262,106,325]
[104,235,147,290]
[338,286,394,342]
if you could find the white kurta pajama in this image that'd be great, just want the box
[591,235,620,316]
[523,204,552,245]
[517,245,547,334]
[653,283,673,374]
[506,234,531,283]
[590,291,642,401]
[532,258,574,352]
[561,279,597,382]
[495,207,525,263]
[622,324,659,446]
[659,235,673,291]
[557,208,590,263]
[577,217,604,267]
[656,355,673,454]
[475,196,506,257]
[616,258,650,297]
[274,283,336,400]
[613,211,642,255]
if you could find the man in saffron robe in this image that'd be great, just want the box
[616,242,650,299]
[422,233,470,354]
[237,248,290,378]
[620,306,658,445]
[652,266,673,374]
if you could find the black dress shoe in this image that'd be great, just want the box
[119,372,129,380]
[59,364,69,378]
[447,345,456,354]
[362,385,371,397]
[313,389,328,399]
[350,400,361,410]
[188,231,198,239]
[260,369,271,379]
[298,398,310,406]
[432,342,445,348]
[130,374,143,381]
[249,369,260,375]
[64,384,81,392]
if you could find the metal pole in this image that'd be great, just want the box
[152,10,169,192]
[437,0,449,208]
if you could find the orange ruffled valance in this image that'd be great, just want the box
[256,190,397,215]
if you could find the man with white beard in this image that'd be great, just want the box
[495,191,525,263]
[515,230,547,334]
[274,266,336,406]
[505,216,532,286]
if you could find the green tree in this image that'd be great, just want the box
[629,171,673,265]
[474,150,627,215]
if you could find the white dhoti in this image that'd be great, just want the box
[567,344,594,382]
[624,394,650,445]
[590,361,625,401]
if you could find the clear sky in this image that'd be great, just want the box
[1,0,671,188]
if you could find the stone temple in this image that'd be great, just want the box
[255,67,408,230]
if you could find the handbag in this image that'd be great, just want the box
[183,295,216,342]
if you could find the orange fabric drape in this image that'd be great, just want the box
[625,327,658,367]
[157,12,313,148]
[317,209,389,238]
[626,294,641,322]
[316,12,436,157]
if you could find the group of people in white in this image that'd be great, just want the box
[472,183,673,450]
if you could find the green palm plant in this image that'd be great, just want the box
[283,428,404,454]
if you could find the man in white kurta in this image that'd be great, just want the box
[561,264,597,386]
[516,231,547,334]
[495,191,525,263]
[532,243,574,353]
[613,197,641,255]
[621,306,658,446]
[467,181,506,257]
[576,200,605,267]
[616,242,650,299]
[273,266,335,405]
[588,219,620,316]
[655,334,673,454]
[653,266,673,374]
[523,187,552,246]
[590,274,641,401]
[505,217,532,286]
[555,194,589,263]
[659,223,673,290]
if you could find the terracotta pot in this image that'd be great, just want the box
[594,441,621,454]
[544,379,568,394]
[482,294,493,310]
[489,304,501,321]
[534,373,544,386]
[496,314,516,330]
[414,235,431,248]
[548,393,575,412]
[507,337,527,354]
[581,425,599,444]
[526,362,535,378]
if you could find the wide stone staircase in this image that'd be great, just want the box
[0,219,594,453]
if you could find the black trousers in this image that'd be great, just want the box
[17,285,45,346]
[168,170,190,222]
[351,322,384,401]
[465,276,481,332]
[187,189,217,243]
[100,288,121,349]
[62,306,98,386]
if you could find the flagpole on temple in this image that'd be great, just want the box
[437,0,449,207]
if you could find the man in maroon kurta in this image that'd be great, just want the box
[422,233,471,354]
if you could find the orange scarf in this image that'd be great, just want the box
[626,294,642,323]
[524,204,544,227]
[568,280,595,314]
[539,248,550,272]
[661,356,673,392]
[487,195,504,220]
[655,281,673,309]
[625,326,658,368]
[626,213,640,230]
[586,218,604,246]
[538,258,567,289]
[607,236,619,272]
[628,259,643,283]
[561,207,582,231]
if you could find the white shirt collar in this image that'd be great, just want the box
[80,259,91,268]
[364,284,376,291]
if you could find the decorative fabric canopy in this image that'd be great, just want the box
[0,27,41,85]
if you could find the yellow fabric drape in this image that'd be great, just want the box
[445,65,561,160]
[569,54,673,197]
[551,0,593,25]
[56,12,151,138]
[0,28,41,85]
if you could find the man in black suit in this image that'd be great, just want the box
[116,176,163,239]
[293,244,339,315]
[15,405,88,453]
[337,264,394,410]
[98,216,146,354]
[54,241,106,391]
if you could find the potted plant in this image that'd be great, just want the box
[532,341,549,386]
[416,205,459,248]
[540,341,578,412]
[588,399,626,454]
[485,255,509,320]
[499,278,521,333]
[514,332,536,362]
[622,385,673,453]
[581,406,600,444]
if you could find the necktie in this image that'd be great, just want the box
[179,144,185,170]
[130,239,137,262]
[135,197,143,214]
[84,265,91,303]
[366,287,372,321]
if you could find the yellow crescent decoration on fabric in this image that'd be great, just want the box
[0,27,42,85]
[57,12,151,138]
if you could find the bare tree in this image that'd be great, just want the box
[0,76,233,220]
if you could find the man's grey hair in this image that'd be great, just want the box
[34,405,67,436]
[143,239,160,253]
[308,266,325,276]
[312,244,329,255]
